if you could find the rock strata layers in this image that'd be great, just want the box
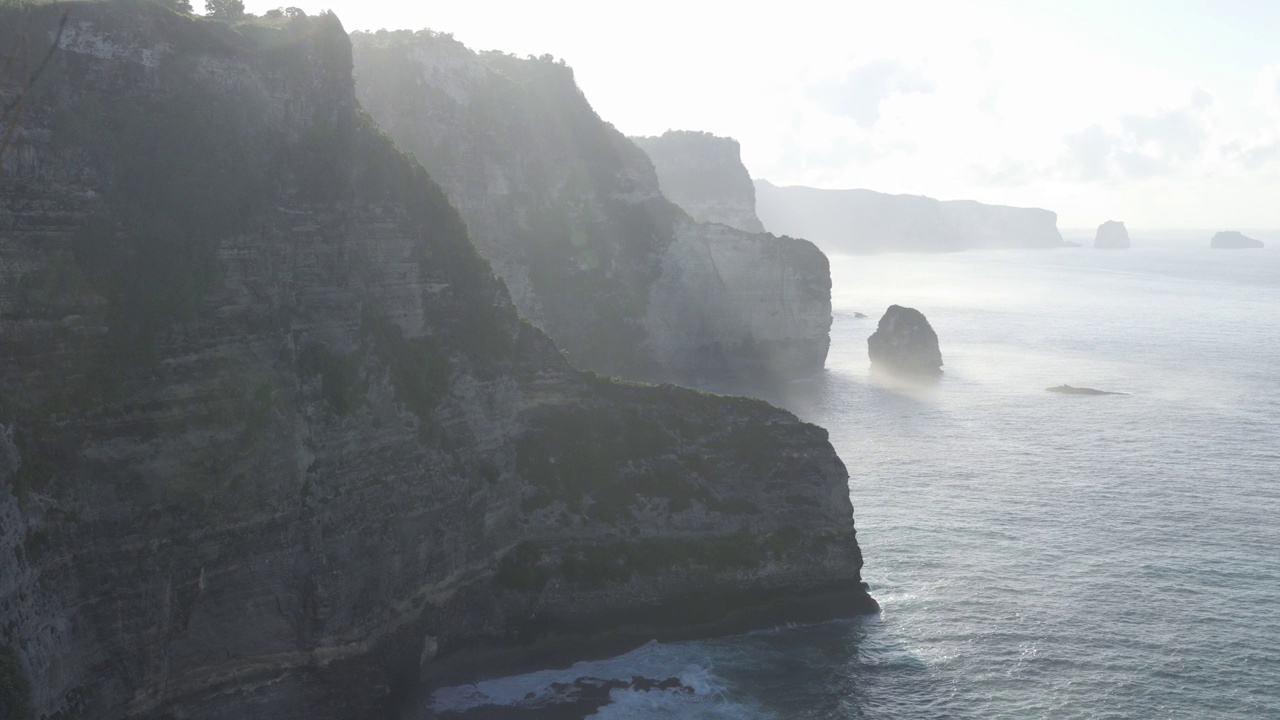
[1094,220,1131,249]
[1210,231,1264,249]
[0,5,874,719]
[753,180,1066,254]
[867,306,944,376]
[631,130,765,233]
[350,32,830,384]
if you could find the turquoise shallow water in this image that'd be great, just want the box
[432,245,1280,719]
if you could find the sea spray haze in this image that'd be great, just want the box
[793,246,1280,719]
[430,244,1280,718]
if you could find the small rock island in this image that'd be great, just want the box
[1046,385,1127,396]
[1094,220,1131,249]
[868,305,943,376]
[1210,231,1264,249]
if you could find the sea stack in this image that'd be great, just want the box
[1210,231,1264,249]
[1094,220,1131,249]
[868,305,943,376]
[1046,385,1127,396]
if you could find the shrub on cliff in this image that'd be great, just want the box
[204,0,243,19]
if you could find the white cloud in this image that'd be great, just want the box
[1251,64,1280,116]
[1061,125,1116,181]
[1056,90,1214,181]
[808,60,936,128]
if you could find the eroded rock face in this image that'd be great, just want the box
[643,222,831,381]
[0,6,872,719]
[1210,231,1264,249]
[350,32,830,384]
[753,180,1065,254]
[631,131,765,233]
[867,306,943,376]
[1095,220,1131,249]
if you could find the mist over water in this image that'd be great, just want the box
[794,246,1280,718]
[431,244,1280,719]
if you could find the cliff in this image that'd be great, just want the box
[0,4,873,719]
[754,180,1066,254]
[631,131,765,233]
[349,32,830,384]
[1210,231,1264,249]
[1094,220,1131,249]
[939,199,1065,250]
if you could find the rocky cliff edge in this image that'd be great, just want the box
[631,130,765,234]
[350,32,830,385]
[0,4,873,718]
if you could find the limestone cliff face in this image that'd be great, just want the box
[631,131,765,233]
[349,32,829,384]
[0,5,872,719]
[645,223,831,380]
[754,180,1065,254]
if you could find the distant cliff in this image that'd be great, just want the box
[350,32,830,384]
[632,131,765,233]
[754,180,1066,254]
[0,5,872,719]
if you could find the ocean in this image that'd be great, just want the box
[430,240,1280,719]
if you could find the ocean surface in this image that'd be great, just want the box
[432,240,1280,719]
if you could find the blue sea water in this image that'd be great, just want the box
[433,243,1280,719]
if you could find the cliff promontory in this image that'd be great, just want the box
[1210,231,1264,249]
[754,180,1066,254]
[631,130,765,233]
[0,5,873,718]
[350,32,830,385]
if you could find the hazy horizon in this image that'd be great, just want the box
[242,0,1280,230]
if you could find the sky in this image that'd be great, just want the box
[246,0,1280,228]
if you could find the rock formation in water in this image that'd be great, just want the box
[1210,231,1264,249]
[753,180,1066,254]
[1046,385,1127,396]
[867,306,943,376]
[631,130,765,233]
[350,32,829,385]
[1094,220,1131,249]
[448,674,695,718]
[0,5,874,718]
